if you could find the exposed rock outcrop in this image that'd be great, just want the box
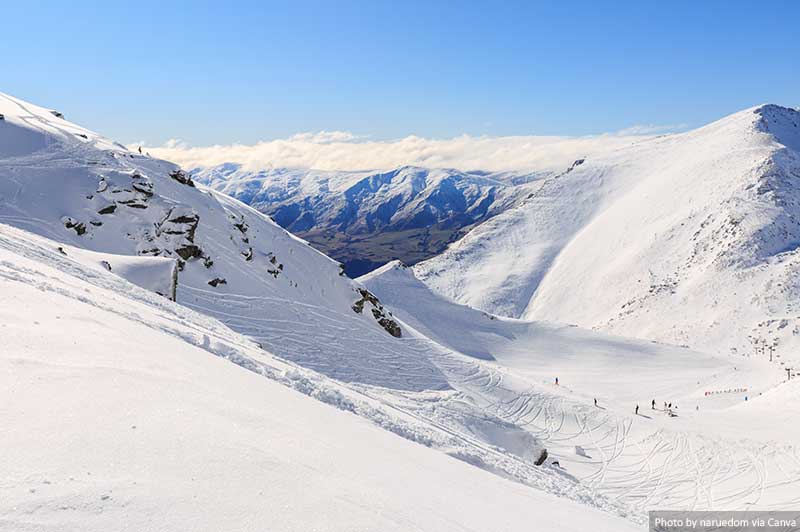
[352,288,402,337]
[61,217,86,236]
[169,169,195,187]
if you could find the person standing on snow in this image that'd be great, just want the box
[555,377,559,386]
[635,405,639,415]
[651,399,656,409]
[594,398,597,407]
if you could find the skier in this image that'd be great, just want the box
[668,402,672,409]
[594,398,597,407]
[138,146,142,155]
[635,404,639,415]
[555,377,559,386]
[651,399,656,409]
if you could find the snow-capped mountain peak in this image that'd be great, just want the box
[414,103,800,363]
[192,163,552,275]
[752,103,800,150]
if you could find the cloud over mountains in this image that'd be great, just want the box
[137,127,672,173]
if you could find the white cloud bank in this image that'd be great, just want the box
[138,126,683,173]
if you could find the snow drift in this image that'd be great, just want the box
[56,245,178,299]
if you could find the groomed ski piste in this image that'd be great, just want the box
[360,262,800,515]
[2,92,799,530]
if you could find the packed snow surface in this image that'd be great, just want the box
[361,261,800,514]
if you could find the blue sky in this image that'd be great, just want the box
[3,1,798,145]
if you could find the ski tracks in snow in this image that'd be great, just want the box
[425,349,800,516]
[4,218,800,522]
[0,226,637,520]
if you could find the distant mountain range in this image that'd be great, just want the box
[191,164,552,276]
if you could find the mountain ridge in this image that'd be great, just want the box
[191,163,553,275]
[0,91,443,391]
[414,103,800,363]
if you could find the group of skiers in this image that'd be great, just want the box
[630,400,679,416]
[642,399,678,416]
[555,378,682,418]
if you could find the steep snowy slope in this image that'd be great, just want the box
[193,164,548,275]
[0,92,445,391]
[0,224,639,532]
[416,104,800,363]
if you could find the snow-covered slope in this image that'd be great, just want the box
[360,261,800,515]
[0,223,640,532]
[361,260,736,401]
[0,93,657,522]
[193,164,548,275]
[0,92,445,391]
[416,104,800,364]
[6,91,800,524]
